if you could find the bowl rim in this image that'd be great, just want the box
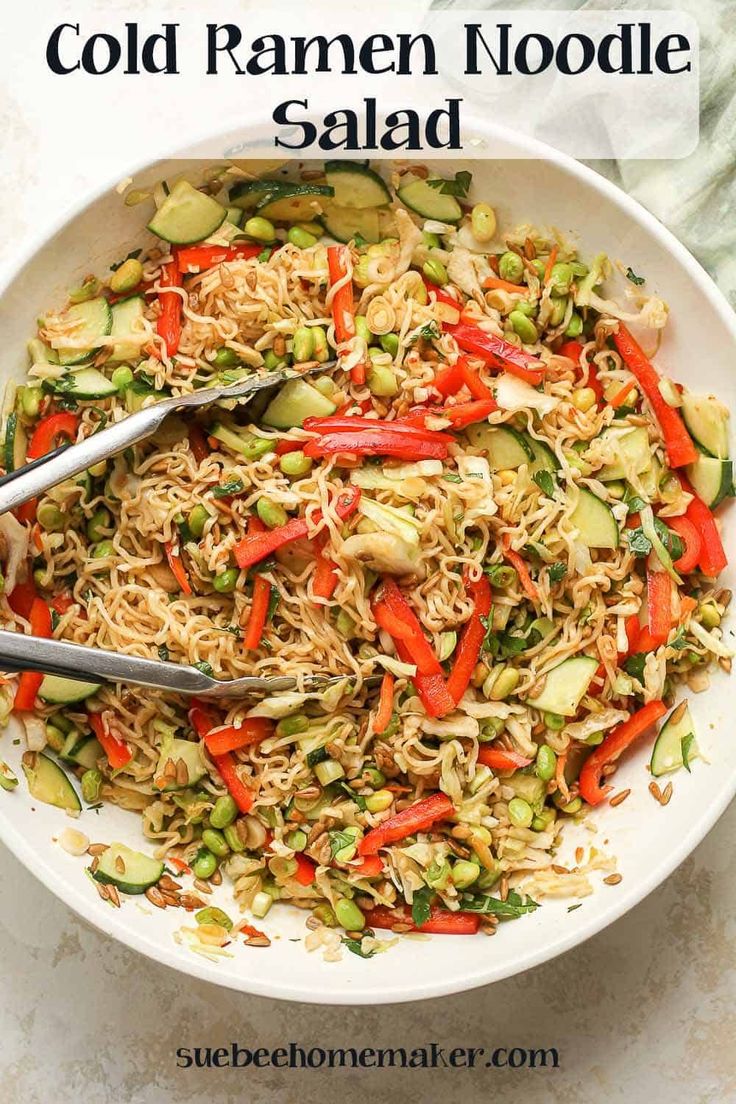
[1,119,735,1005]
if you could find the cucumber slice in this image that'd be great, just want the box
[324,161,391,208]
[93,842,164,895]
[21,752,81,813]
[109,295,145,364]
[466,424,534,469]
[57,298,113,367]
[256,184,334,223]
[148,180,226,245]
[527,656,599,717]
[155,738,208,791]
[51,368,118,401]
[39,674,101,704]
[597,427,651,481]
[397,178,462,223]
[528,437,559,475]
[686,454,733,509]
[228,179,291,211]
[225,206,244,227]
[321,205,382,244]
[262,378,337,429]
[571,488,619,549]
[650,703,697,777]
[3,411,27,473]
[125,381,167,412]
[71,735,103,771]
[209,421,265,457]
[681,392,730,459]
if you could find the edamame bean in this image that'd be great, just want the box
[209,794,238,829]
[422,258,449,287]
[214,346,240,368]
[312,903,338,927]
[91,540,114,560]
[191,849,217,879]
[111,365,134,392]
[287,226,318,249]
[363,766,386,788]
[514,300,537,318]
[451,859,480,889]
[279,450,313,477]
[367,363,399,397]
[379,333,399,357]
[110,258,143,294]
[364,789,393,814]
[81,768,102,804]
[485,666,520,701]
[263,349,289,371]
[508,796,533,828]
[295,221,323,237]
[257,497,288,529]
[549,295,567,327]
[37,502,64,532]
[196,906,233,929]
[223,824,245,852]
[570,261,588,278]
[187,504,210,539]
[244,216,276,243]
[550,262,574,296]
[213,568,238,593]
[544,711,565,731]
[311,326,330,363]
[535,744,557,782]
[557,796,582,815]
[292,326,315,363]
[275,713,309,738]
[700,603,721,629]
[422,230,440,249]
[565,312,583,338]
[201,827,230,858]
[509,310,538,344]
[334,897,365,932]
[19,386,42,418]
[471,202,497,243]
[286,829,308,851]
[86,508,111,543]
[498,251,524,284]
[354,315,372,344]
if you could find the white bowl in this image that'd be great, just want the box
[1,124,734,1004]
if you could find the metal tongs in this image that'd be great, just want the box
[0,361,331,515]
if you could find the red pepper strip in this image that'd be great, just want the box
[373,602,416,642]
[327,244,364,385]
[234,487,360,569]
[312,537,339,600]
[243,575,272,651]
[88,712,133,770]
[422,279,462,314]
[457,358,493,401]
[373,578,443,677]
[6,578,38,620]
[14,499,38,526]
[156,258,183,358]
[50,594,75,615]
[365,904,479,935]
[164,542,192,595]
[211,750,254,813]
[668,514,702,575]
[189,703,220,739]
[446,573,492,703]
[557,340,583,362]
[188,424,210,464]
[441,399,498,428]
[304,415,451,441]
[293,852,317,886]
[433,360,465,397]
[579,700,667,806]
[477,746,533,772]
[203,717,273,757]
[350,855,384,878]
[168,856,192,875]
[447,322,545,386]
[373,672,395,735]
[501,536,539,603]
[394,642,456,718]
[621,613,641,659]
[680,475,728,577]
[13,598,53,711]
[303,429,450,463]
[634,626,661,655]
[357,792,455,856]
[612,325,696,468]
[275,438,302,456]
[646,566,673,646]
[176,242,262,270]
[26,412,80,460]
[334,397,372,417]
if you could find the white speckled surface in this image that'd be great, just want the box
[1,1,735,1097]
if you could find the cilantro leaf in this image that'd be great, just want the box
[341,937,376,959]
[266,588,280,622]
[158,644,170,662]
[533,470,555,497]
[442,472,462,484]
[213,478,245,498]
[411,886,434,928]
[668,627,688,651]
[625,267,645,286]
[336,780,367,812]
[111,248,142,272]
[548,562,567,583]
[328,829,358,860]
[194,660,214,678]
[624,526,652,557]
[461,890,539,919]
[681,731,695,773]
[624,652,647,684]
[427,171,472,198]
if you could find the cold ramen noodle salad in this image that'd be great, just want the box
[0,162,731,955]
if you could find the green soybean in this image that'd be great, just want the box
[279,450,312,478]
[535,744,557,782]
[379,333,399,357]
[91,540,115,559]
[498,251,524,284]
[565,312,583,338]
[213,567,239,593]
[422,230,440,249]
[191,849,217,879]
[549,295,568,327]
[110,258,143,294]
[292,326,314,363]
[549,262,574,296]
[257,497,288,529]
[287,226,318,249]
[244,216,276,243]
[263,349,289,371]
[509,310,538,344]
[19,386,42,418]
[81,768,102,804]
[214,346,240,368]
[209,794,238,829]
[334,897,365,932]
[86,508,111,543]
[367,363,399,397]
[276,714,310,738]
[451,859,480,889]
[311,326,330,363]
[37,502,64,532]
[354,315,372,344]
[286,828,308,852]
[223,824,245,853]
[111,365,134,391]
[201,827,230,858]
[544,711,565,731]
[471,202,496,243]
[508,796,533,828]
[187,504,210,539]
[422,258,449,287]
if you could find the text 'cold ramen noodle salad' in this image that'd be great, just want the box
[0,161,732,956]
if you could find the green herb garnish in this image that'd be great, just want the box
[427,171,472,198]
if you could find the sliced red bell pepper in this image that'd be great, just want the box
[157,258,183,358]
[176,242,262,270]
[446,573,492,703]
[373,672,395,735]
[312,538,338,600]
[365,903,479,935]
[578,699,667,805]
[447,322,545,386]
[243,575,271,651]
[442,399,498,428]
[372,579,443,678]
[612,325,696,468]
[395,645,456,718]
[211,750,254,813]
[50,593,75,615]
[304,428,450,462]
[477,746,533,772]
[233,487,360,569]
[679,475,728,577]
[621,613,641,659]
[557,340,584,362]
[164,542,192,595]
[293,852,317,886]
[501,536,539,603]
[26,412,79,461]
[14,499,38,526]
[6,578,39,620]
[189,703,220,739]
[203,717,273,757]
[357,791,455,855]
[350,855,384,878]
[13,598,52,712]
[422,279,462,316]
[88,711,133,770]
[646,565,673,646]
[668,515,702,575]
[327,244,364,385]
